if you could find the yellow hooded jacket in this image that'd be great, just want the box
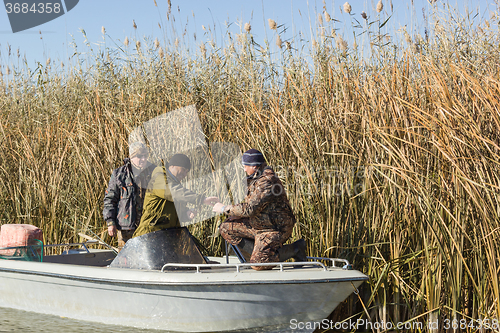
[133,166,205,238]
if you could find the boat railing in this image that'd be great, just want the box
[0,240,104,260]
[307,256,353,270]
[161,256,353,273]
[43,241,98,253]
[43,240,118,255]
[161,261,330,273]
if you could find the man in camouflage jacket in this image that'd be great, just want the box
[103,142,156,248]
[213,149,304,270]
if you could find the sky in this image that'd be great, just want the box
[0,0,496,71]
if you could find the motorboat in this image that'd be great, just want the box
[0,106,368,331]
[0,227,367,333]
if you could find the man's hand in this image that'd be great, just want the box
[203,196,220,206]
[212,202,226,214]
[107,225,117,237]
[187,209,197,220]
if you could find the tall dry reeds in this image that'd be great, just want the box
[0,1,499,331]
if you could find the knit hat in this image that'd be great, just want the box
[168,154,192,170]
[242,149,265,166]
[129,142,148,158]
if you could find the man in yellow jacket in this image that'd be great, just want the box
[133,154,219,238]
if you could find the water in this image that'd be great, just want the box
[0,307,161,333]
[0,307,307,333]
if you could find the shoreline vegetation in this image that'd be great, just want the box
[0,1,499,331]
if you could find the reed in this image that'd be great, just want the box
[0,2,499,331]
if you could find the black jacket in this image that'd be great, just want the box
[103,159,156,230]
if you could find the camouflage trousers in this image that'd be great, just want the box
[220,217,293,270]
[117,230,135,249]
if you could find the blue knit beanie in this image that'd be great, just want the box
[242,149,265,166]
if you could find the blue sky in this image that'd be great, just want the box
[0,0,495,70]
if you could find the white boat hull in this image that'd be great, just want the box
[0,255,366,332]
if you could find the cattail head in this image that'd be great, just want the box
[237,33,246,46]
[324,11,331,22]
[244,22,251,32]
[343,2,352,14]
[6,66,10,75]
[376,0,383,13]
[361,11,367,19]
[412,42,419,53]
[60,61,64,68]
[101,26,105,35]
[268,18,277,30]
[404,31,412,44]
[276,35,282,48]
[136,40,141,50]
[318,13,324,25]
[336,35,348,51]
[46,58,51,66]
[133,20,137,29]
[200,43,206,58]
[124,36,129,47]
[158,47,164,59]
[154,38,160,49]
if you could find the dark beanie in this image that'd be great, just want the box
[242,149,265,166]
[168,154,191,170]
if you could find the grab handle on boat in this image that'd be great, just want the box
[307,257,353,270]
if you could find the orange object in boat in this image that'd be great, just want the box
[0,224,43,255]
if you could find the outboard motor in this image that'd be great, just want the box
[109,227,207,270]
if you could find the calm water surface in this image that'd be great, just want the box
[0,307,302,333]
[0,307,167,333]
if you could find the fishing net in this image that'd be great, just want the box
[0,238,44,262]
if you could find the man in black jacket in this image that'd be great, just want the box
[103,142,156,248]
